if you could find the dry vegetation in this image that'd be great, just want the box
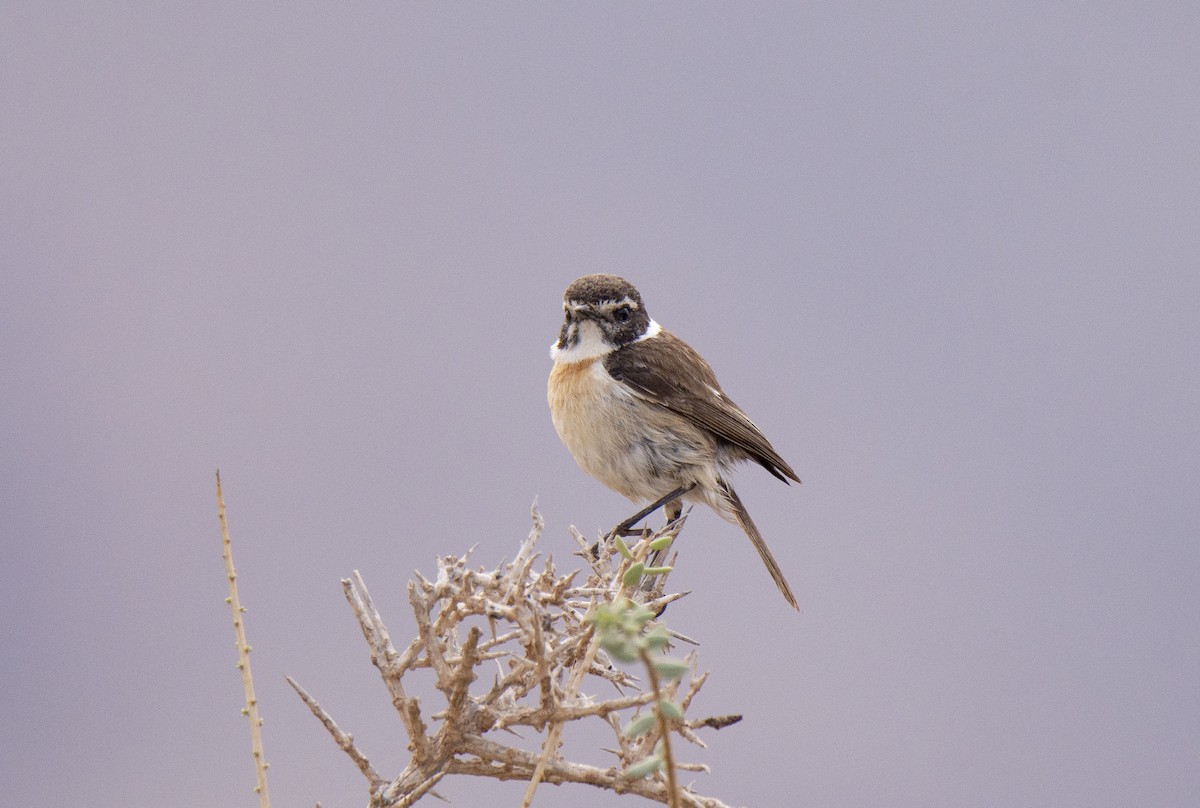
[223,475,746,807]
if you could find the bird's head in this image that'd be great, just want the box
[551,274,657,362]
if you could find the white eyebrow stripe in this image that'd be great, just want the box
[567,296,640,312]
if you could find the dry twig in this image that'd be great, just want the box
[217,471,272,807]
[291,503,738,807]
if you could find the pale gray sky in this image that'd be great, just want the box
[2,4,1197,807]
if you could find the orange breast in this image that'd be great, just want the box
[548,355,718,502]
[548,357,604,439]
[547,357,635,495]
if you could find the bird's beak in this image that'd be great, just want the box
[556,313,575,350]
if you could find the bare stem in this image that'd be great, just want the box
[640,647,680,808]
[217,470,271,808]
[287,676,382,790]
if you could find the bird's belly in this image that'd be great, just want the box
[548,359,716,502]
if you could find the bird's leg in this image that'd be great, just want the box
[640,497,687,595]
[611,484,696,538]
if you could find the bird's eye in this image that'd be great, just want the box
[614,305,632,323]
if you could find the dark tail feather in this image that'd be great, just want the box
[719,480,799,610]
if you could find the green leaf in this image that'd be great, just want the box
[642,565,673,576]
[657,699,684,721]
[629,603,656,626]
[598,634,639,664]
[622,562,645,587]
[622,712,658,737]
[614,536,634,560]
[648,535,674,551]
[643,627,671,650]
[625,754,664,779]
[597,632,624,653]
[610,643,640,664]
[590,598,634,629]
[650,656,690,681]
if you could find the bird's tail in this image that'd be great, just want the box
[719,480,799,610]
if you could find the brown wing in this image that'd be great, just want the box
[605,330,800,484]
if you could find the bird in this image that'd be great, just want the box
[547,273,800,610]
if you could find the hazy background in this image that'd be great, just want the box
[3,3,1197,807]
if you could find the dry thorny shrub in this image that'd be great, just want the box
[288,505,743,808]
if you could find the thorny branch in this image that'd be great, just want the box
[289,504,741,808]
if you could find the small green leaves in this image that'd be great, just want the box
[642,565,673,576]
[622,562,646,587]
[592,599,659,664]
[598,632,640,664]
[625,754,664,779]
[614,536,634,560]
[623,699,683,740]
[657,699,684,721]
[589,592,691,797]
[623,712,657,738]
[648,534,674,551]
[590,599,654,629]
[642,626,671,651]
[651,657,690,681]
[632,609,656,630]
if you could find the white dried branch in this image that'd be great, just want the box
[343,573,431,764]
[287,676,382,790]
[451,734,734,808]
[292,505,738,808]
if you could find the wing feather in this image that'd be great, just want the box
[604,331,800,483]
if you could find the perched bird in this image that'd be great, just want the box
[547,274,800,610]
